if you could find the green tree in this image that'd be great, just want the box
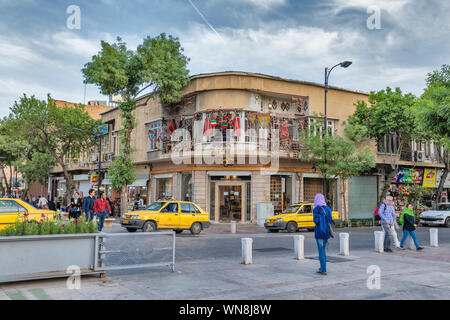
[346,87,418,201]
[413,64,450,202]
[82,34,190,214]
[2,94,102,204]
[300,121,376,220]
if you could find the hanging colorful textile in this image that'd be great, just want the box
[258,113,270,129]
[279,120,289,139]
[158,133,172,142]
[148,129,157,141]
[203,114,212,136]
[247,112,257,127]
[221,113,229,129]
[210,111,218,127]
[233,113,241,136]
[168,119,176,134]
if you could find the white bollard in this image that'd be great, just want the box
[241,238,253,265]
[294,235,304,260]
[374,231,384,253]
[430,228,438,247]
[230,221,236,234]
[339,232,350,256]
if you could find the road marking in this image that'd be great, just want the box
[5,290,28,300]
[29,288,53,300]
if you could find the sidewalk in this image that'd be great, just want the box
[1,244,449,300]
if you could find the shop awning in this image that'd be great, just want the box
[73,174,89,181]
[207,171,251,176]
[128,179,148,187]
[102,179,111,185]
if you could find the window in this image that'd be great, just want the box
[300,205,312,213]
[192,204,201,214]
[0,200,27,213]
[147,120,162,151]
[161,202,178,213]
[180,203,191,213]
[308,118,334,137]
[378,133,399,154]
[146,202,166,211]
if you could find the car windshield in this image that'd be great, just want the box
[437,204,450,211]
[146,202,166,211]
[283,205,301,214]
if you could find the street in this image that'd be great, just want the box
[1,224,450,300]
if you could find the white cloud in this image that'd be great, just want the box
[241,0,286,9]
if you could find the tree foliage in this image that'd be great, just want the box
[2,94,102,202]
[82,34,190,214]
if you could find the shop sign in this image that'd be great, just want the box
[392,168,423,184]
[91,174,99,184]
[423,169,438,188]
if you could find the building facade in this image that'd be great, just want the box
[98,71,372,221]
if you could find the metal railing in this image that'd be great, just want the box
[94,231,176,272]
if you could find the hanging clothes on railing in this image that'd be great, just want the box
[279,120,290,139]
[258,113,270,129]
[233,112,241,137]
[203,113,212,136]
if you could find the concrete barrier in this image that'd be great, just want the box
[230,221,236,234]
[241,238,252,265]
[374,231,384,253]
[103,218,115,228]
[430,228,438,247]
[339,232,349,256]
[293,235,304,260]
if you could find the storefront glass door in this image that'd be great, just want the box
[214,182,246,223]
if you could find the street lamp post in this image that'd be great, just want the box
[323,61,352,199]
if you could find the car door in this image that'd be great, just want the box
[179,202,196,228]
[0,200,28,230]
[158,202,180,228]
[297,204,314,227]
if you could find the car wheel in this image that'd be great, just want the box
[286,222,297,233]
[190,222,202,235]
[126,228,137,232]
[445,218,450,228]
[143,221,156,232]
[175,229,183,234]
[268,229,279,233]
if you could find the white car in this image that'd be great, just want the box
[420,202,450,227]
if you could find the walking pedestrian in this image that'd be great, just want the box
[379,196,397,252]
[313,193,333,275]
[399,203,424,250]
[48,198,56,211]
[69,192,82,219]
[38,195,49,209]
[82,189,97,222]
[94,191,111,232]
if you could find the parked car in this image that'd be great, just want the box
[264,202,340,233]
[0,198,56,231]
[120,201,211,234]
[419,202,450,227]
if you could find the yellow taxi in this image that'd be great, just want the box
[264,202,340,233]
[0,198,56,231]
[120,200,211,234]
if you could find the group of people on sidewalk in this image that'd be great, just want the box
[62,189,111,232]
[379,195,424,252]
[312,193,424,276]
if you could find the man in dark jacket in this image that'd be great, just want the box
[82,189,97,222]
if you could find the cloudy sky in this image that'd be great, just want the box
[0,0,448,116]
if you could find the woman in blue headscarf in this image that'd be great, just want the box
[313,193,333,275]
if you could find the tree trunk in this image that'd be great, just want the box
[436,166,448,203]
[341,178,347,221]
[379,168,396,203]
[120,184,128,215]
[1,166,10,195]
[59,161,74,206]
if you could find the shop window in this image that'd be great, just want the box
[181,173,193,201]
[156,178,173,199]
[308,118,334,137]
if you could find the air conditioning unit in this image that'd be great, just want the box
[415,150,425,162]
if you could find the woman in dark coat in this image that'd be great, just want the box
[399,203,423,250]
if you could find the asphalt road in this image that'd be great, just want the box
[102,226,450,271]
